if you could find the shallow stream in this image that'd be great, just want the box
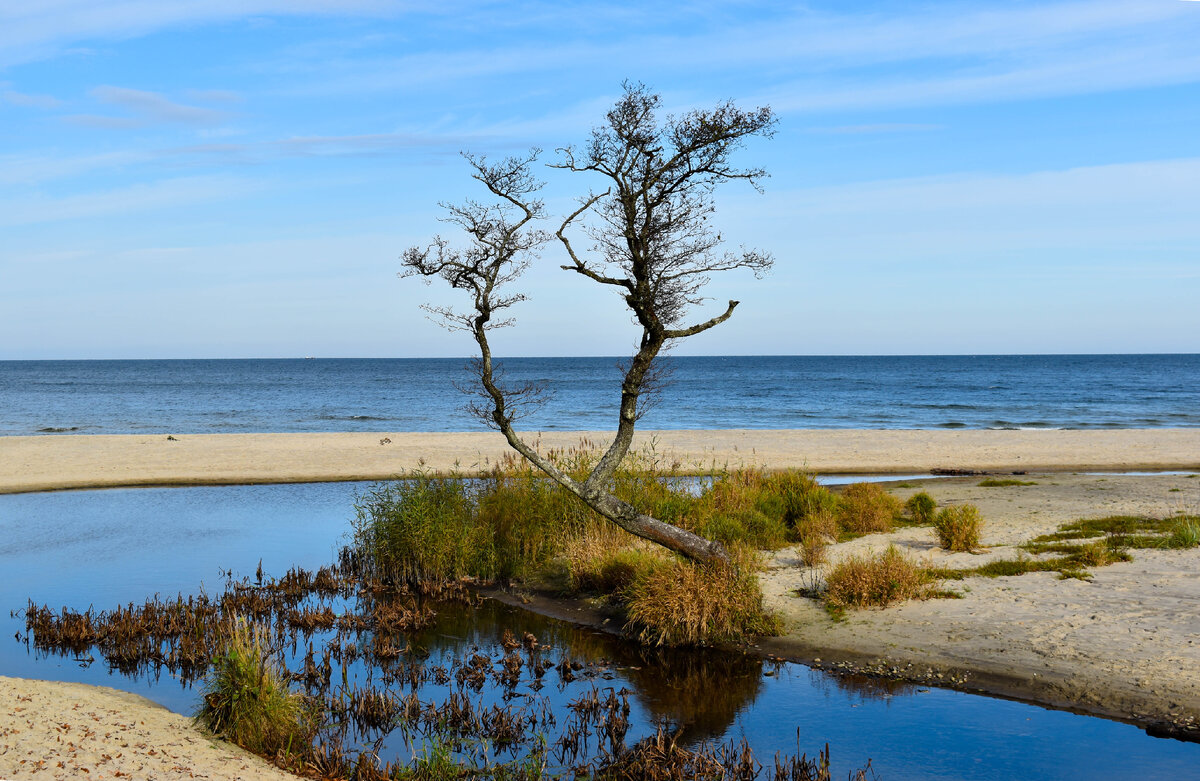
[3,481,1198,779]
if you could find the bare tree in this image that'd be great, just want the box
[402,84,776,566]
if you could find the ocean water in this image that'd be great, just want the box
[1,354,1198,436]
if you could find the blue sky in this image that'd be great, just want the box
[2,0,1198,359]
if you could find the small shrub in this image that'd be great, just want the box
[794,509,840,567]
[196,619,309,757]
[1169,517,1200,549]
[622,552,781,646]
[904,491,937,524]
[933,505,983,552]
[823,545,932,609]
[978,478,1037,487]
[838,483,901,534]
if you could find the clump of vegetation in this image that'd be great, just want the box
[196,619,310,758]
[978,478,1038,487]
[622,551,782,647]
[1169,517,1200,549]
[795,509,840,566]
[903,491,937,524]
[932,504,984,552]
[837,482,901,534]
[823,545,933,609]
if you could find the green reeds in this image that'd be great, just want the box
[195,618,311,758]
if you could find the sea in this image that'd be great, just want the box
[1,354,1198,436]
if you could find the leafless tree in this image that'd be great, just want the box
[402,84,776,566]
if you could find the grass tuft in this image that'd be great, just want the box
[932,505,983,552]
[1169,517,1200,549]
[903,491,937,525]
[622,550,782,646]
[837,483,901,534]
[978,478,1038,487]
[823,545,933,609]
[195,618,310,758]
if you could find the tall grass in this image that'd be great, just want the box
[195,618,310,757]
[621,549,783,646]
[904,491,937,524]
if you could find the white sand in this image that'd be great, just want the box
[3,428,1199,494]
[0,677,299,780]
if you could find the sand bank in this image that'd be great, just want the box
[3,428,1199,494]
[759,472,1200,735]
[0,676,299,780]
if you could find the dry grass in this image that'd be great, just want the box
[932,504,984,552]
[622,549,782,647]
[795,509,840,566]
[823,545,933,609]
[838,483,901,534]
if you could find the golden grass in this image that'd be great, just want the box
[823,545,933,609]
[622,549,782,647]
[838,482,902,534]
[932,504,984,552]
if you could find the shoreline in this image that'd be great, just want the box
[3,428,1199,494]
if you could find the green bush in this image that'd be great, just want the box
[904,491,937,524]
[933,505,984,552]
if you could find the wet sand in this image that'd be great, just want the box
[3,428,1199,494]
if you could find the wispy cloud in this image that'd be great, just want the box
[0,82,61,108]
[0,175,263,227]
[751,157,1200,261]
[90,85,227,124]
[0,0,407,67]
[270,0,1200,113]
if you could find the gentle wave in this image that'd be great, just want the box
[3,355,1198,435]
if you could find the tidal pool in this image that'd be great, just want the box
[2,482,1198,780]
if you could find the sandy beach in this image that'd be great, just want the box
[2,428,1199,494]
[2,430,1199,777]
[759,472,1200,736]
[0,676,300,780]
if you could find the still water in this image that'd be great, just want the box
[3,482,1198,780]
